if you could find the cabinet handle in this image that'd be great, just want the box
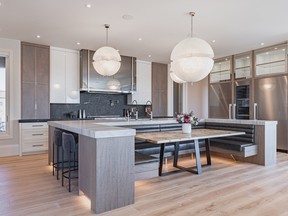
[233,104,236,119]
[32,133,44,136]
[32,144,44,147]
[253,103,258,120]
[32,125,44,127]
[228,104,232,119]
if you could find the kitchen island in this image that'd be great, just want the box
[48,118,277,214]
[48,118,175,214]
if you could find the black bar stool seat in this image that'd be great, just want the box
[61,132,78,192]
[52,129,63,180]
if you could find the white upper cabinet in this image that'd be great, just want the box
[127,60,152,105]
[50,47,80,103]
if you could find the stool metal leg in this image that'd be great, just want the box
[62,149,64,187]
[56,145,60,180]
[52,141,55,176]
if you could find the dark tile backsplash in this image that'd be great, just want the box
[50,92,146,119]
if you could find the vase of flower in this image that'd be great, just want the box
[176,111,199,134]
[182,123,191,134]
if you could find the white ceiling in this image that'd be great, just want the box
[0,0,287,64]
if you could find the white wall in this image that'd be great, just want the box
[185,77,209,119]
[0,38,21,156]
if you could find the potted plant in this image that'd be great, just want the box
[176,111,199,134]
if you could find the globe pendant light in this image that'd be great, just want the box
[169,72,186,83]
[170,12,214,82]
[93,24,121,76]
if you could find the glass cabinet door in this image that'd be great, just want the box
[234,52,252,79]
[210,57,232,83]
[255,44,287,76]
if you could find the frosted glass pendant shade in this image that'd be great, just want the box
[170,37,214,82]
[169,72,186,83]
[93,46,121,76]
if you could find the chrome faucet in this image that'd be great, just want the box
[125,109,131,121]
[130,107,138,120]
[145,100,153,120]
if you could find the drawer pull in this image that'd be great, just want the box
[32,133,44,136]
[32,144,44,147]
[32,125,44,127]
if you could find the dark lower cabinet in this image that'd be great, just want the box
[152,62,168,117]
[21,42,50,119]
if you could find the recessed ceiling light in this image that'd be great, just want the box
[225,58,228,61]
[260,42,265,46]
[148,55,151,58]
[138,38,142,41]
[76,42,80,45]
[282,49,286,51]
[85,4,91,8]
[212,40,216,43]
[36,35,41,38]
[266,52,269,55]
[246,56,250,59]
[274,47,278,50]
[122,14,134,20]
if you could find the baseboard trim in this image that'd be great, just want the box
[0,144,19,157]
[277,149,288,153]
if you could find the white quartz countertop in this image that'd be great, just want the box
[48,118,176,139]
[205,118,278,126]
[48,118,277,139]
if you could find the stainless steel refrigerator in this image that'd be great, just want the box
[209,82,232,119]
[254,75,288,151]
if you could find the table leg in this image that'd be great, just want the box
[205,139,212,165]
[159,143,166,176]
[173,142,180,167]
[194,139,202,175]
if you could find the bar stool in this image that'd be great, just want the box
[61,132,78,192]
[52,129,63,180]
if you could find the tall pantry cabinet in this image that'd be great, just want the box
[152,62,168,117]
[21,42,50,119]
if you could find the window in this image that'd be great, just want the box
[0,55,8,133]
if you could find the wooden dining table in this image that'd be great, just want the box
[135,128,245,176]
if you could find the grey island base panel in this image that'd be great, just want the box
[79,135,135,214]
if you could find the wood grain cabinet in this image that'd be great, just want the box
[50,47,80,103]
[152,62,168,117]
[21,42,50,119]
[19,122,48,155]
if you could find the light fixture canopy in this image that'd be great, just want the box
[93,24,121,76]
[170,12,214,82]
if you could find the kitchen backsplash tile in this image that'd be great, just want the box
[50,92,146,119]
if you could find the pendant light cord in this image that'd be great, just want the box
[190,12,195,37]
[104,24,110,46]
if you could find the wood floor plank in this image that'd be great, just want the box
[0,153,288,215]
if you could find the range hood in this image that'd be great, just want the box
[80,49,136,93]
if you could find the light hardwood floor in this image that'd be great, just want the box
[1,153,288,216]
